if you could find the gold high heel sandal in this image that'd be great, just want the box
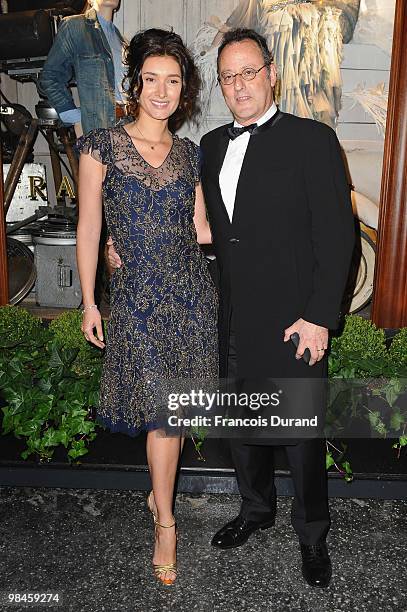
[152,520,177,586]
[147,491,177,586]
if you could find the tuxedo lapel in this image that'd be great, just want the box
[216,125,231,172]
[231,135,254,225]
[214,125,233,225]
[232,111,286,225]
[233,128,267,226]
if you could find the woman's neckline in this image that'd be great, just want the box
[120,124,177,170]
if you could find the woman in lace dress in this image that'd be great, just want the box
[76,29,218,585]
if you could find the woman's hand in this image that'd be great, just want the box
[106,236,122,272]
[81,308,105,349]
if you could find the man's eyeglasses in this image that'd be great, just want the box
[217,64,269,86]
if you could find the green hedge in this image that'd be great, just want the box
[0,307,406,473]
[0,306,103,463]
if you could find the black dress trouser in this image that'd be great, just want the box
[227,316,331,545]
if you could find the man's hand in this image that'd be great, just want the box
[105,236,122,273]
[284,318,328,366]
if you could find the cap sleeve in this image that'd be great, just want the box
[75,128,111,165]
[183,137,201,185]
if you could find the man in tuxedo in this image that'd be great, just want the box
[199,28,354,588]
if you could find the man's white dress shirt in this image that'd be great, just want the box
[219,102,278,222]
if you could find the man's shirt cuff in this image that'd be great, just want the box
[59,108,81,125]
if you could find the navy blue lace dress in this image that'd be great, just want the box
[77,126,218,436]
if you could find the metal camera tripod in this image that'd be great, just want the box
[0,2,86,304]
[1,99,79,216]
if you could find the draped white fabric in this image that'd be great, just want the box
[192,0,345,128]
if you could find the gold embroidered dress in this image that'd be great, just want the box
[77,127,219,435]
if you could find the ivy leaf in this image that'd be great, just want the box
[367,411,387,436]
[326,451,335,470]
[390,410,405,432]
[368,411,380,427]
[68,438,88,460]
[37,377,53,394]
[17,416,45,436]
[342,461,353,475]
[48,344,78,369]
[382,378,402,407]
[59,430,69,447]
[42,428,63,447]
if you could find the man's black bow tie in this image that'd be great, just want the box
[227,123,258,140]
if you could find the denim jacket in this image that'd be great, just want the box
[38,8,125,135]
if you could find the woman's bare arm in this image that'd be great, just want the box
[76,152,105,347]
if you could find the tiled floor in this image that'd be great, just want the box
[1,488,406,612]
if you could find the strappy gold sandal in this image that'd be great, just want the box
[152,520,177,586]
[147,492,177,585]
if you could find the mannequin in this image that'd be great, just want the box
[38,0,126,136]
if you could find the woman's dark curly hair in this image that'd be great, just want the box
[124,28,201,132]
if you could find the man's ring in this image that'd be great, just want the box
[317,348,325,351]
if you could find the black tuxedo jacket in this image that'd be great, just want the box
[200,111,355,380]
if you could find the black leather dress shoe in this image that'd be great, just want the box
[300,542,332,588]
[211,514,275,550]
